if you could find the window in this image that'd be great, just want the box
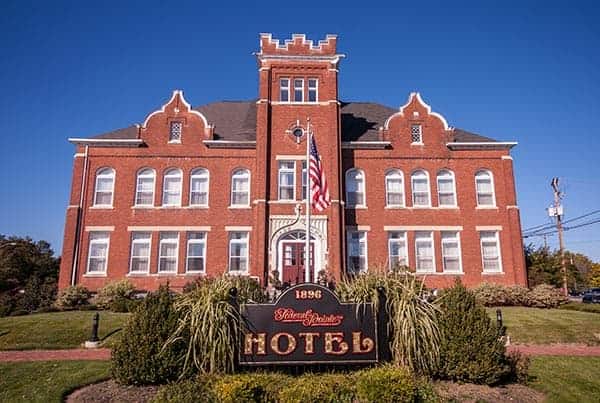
[229,232,249,272]
[415,231,435,273]
[158,232,178,273]
[411,124,422,143]
[134,168,155,206]
[441,232,462,273]
[93,168,115,206]
[190,168,209,206]
[345,169,365,207]
[480,231,502,273]
[162,168,182,206]
[475,170,496,206]
[186,232,206,273]
[347,230,367,274]
[437,170,457,207]
[302,161,308,200]
[308,78,318,102]
[388,232,408,270]
[169,121,182,142]
[293,78,304,102]
[280,78,290,102]
[129,232,151,273]
[278,161,295,200]
[385,169,405,207]
[411,170,431,207]
[231,169,250,206]
[87,232,109,274]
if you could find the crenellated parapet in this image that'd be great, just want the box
[259,33,338,56]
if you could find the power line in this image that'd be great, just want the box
[523,209,600,235]
[523,217,600,238]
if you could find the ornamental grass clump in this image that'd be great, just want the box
[336,270,441,375]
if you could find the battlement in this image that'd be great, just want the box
[259,33,338,56]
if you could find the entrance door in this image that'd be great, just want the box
[281,242,314,284]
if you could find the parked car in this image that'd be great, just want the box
[582,288,600,304]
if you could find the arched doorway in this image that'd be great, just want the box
[277,230,318,284]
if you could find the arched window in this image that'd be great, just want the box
[475,170,496,206]
[231,169,250,206]
[134,168,155,206]
[437,169,457,207]
[190,168,209,207]
[345,169,365,207]
[385,169,404,207]
[162,168,182,206]
[93,168,115,206]
[411,170,430,207]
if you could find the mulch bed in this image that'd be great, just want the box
[66,380,158,403]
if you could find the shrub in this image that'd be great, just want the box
[278,373,355,403]
[152,378,217,403]
[94,279,135,310]
[472,283,531,307]
[337,271,441,374]
[527,284,568,308]
[55,284,91,309]
[506,350,530,384]
[560,301,600,314]
[435,280,511,385]
[183,275,266,303]
[506,285,531,306]
[213,372,292,403]
[111,285,186,385]
[355,365,416,403]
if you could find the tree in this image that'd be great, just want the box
[589,263,600,288]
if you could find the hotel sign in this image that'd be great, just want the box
[240,283,378,365]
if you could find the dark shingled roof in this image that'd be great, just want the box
[89,100,500,143]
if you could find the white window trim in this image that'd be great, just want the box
[411,124,423,145]
[93,168,115,207]
[411,170,431,208]
[347,230,368,274]
[186,233,207,273]
[475,169,497,207]
[278,161,296,201]
[293,78,304,103]
[385,169,405,208]
[388,231,408,271]
[86,232,110,275]
[228,232,249,273]
[280,78,290,103]
[129,232,151,274]
[162,169,183,207]
[437,169,457,208]
[189,168,210,207]
[134,168,156,207]
[230,168,251,207]
[158,233,179,273]
[441,231,463,274]
[345,168,366,208]
[415,231,436,274]
[480,231,503,273]
[308,78,318,103]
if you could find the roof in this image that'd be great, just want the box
[87,100,500,144]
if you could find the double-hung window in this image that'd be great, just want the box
[475,170,496,206]
[229,232,249,272]
[278,161,295,201]
[190,168,209,207]
[301,161,308,200]
[129,232,151,274]
[162,168,182,206]
[158,232,178,273]
[388,232,408,270]
[293,78,304,102]
[87,232,109,274]
[346,169,365,207]
[93,168,115,207]
[411,170,431,207]
[308,78,318,102]
[186,232,206,273]
[347,231,367,274]
[280,78,290,102]
[231,169,250,206]
[480,231,502,273]
[441,231,462,273]
[385,169,405,207]
[415,231,435,273]
[135,168,155,206]
[437,170,457,207]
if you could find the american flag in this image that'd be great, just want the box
[309,135,331,211]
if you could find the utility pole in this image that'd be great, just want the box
[550,177,568,296]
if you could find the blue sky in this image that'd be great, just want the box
[1,0,599,260]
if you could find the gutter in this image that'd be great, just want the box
[71,145,89,286]
[446,142,517,150]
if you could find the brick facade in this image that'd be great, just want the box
[58,34,527,291]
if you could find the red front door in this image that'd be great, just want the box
[281,242,314,284]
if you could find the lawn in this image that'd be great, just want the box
[529,356,600,403]
[487,307,600,345]
[0,311,130,350]
[0,360,110,403]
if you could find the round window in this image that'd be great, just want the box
[292,127,304,138]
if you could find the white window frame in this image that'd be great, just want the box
[293,78,304,102]
[228,231,249,273]
[388,231,408,270]
[345,168,366,208]
[190,168,209,207]
[385,169,405,207]
[441,231,462,273]
[411,124,423,144]
[411,169,431,207]
[301,161,308,201]
[134,168,155,207]
[86,231,109,275]
[230,168,251,207]
[280,78,290,102]
[415,231,435,273]
[308,78,318,103]
[278,161,296,201]
[480,231,503,273]
[158,232,179,273]
[162,168,182,207]
[437,169,457,208]
[93,168,115,207]
[169,121,183,143]
[475,169,496,207]
[186,232,206,273]
[129,232,151,274]
[347,230,368,274]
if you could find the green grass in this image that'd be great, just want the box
[530,356,600,403]
[0,311,130,350]
[0,360,110,403]
[487,307,600,345]
[560,302,600,314]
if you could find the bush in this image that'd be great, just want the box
[472,283,530,307]
[355,365,416,403]
[506,350,530,384]
[183,275,266,303]
[435,280,511,385]
[111,285,187,385]
[94,279,135,311]
[214,372,292,403]
[527,284,568,308]
[55,284,91,309]
[152,378,217,403]
[278,373,355,403]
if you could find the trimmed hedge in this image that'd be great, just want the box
[55,284,91,309]
[472,282,567,308]
[94,279,136,312]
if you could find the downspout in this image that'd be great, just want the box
[70,145,89,286]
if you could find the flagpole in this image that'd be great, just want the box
[305,118,311,283]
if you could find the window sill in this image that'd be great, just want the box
[270,200,298,204]
[476,206,498,210]
[159,205,182,209]
[228,205,251,209]
[385,206,406,209]
[156,272,178,276]
[228,271,249,275]
[438,206,459,209]
[411,142,424,146]
[83,273,107,277]
[345,206,368,210]
[186,205,209,209]
[415,271,436,275]
[184,271,206,275]
[168,140,181,144]
[482,271,504,275]
[131,205,156,209]
[410,205,432,209]
[89,206,114,210]
[127,272,150,277]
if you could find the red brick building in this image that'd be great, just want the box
[58,34,527,291]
